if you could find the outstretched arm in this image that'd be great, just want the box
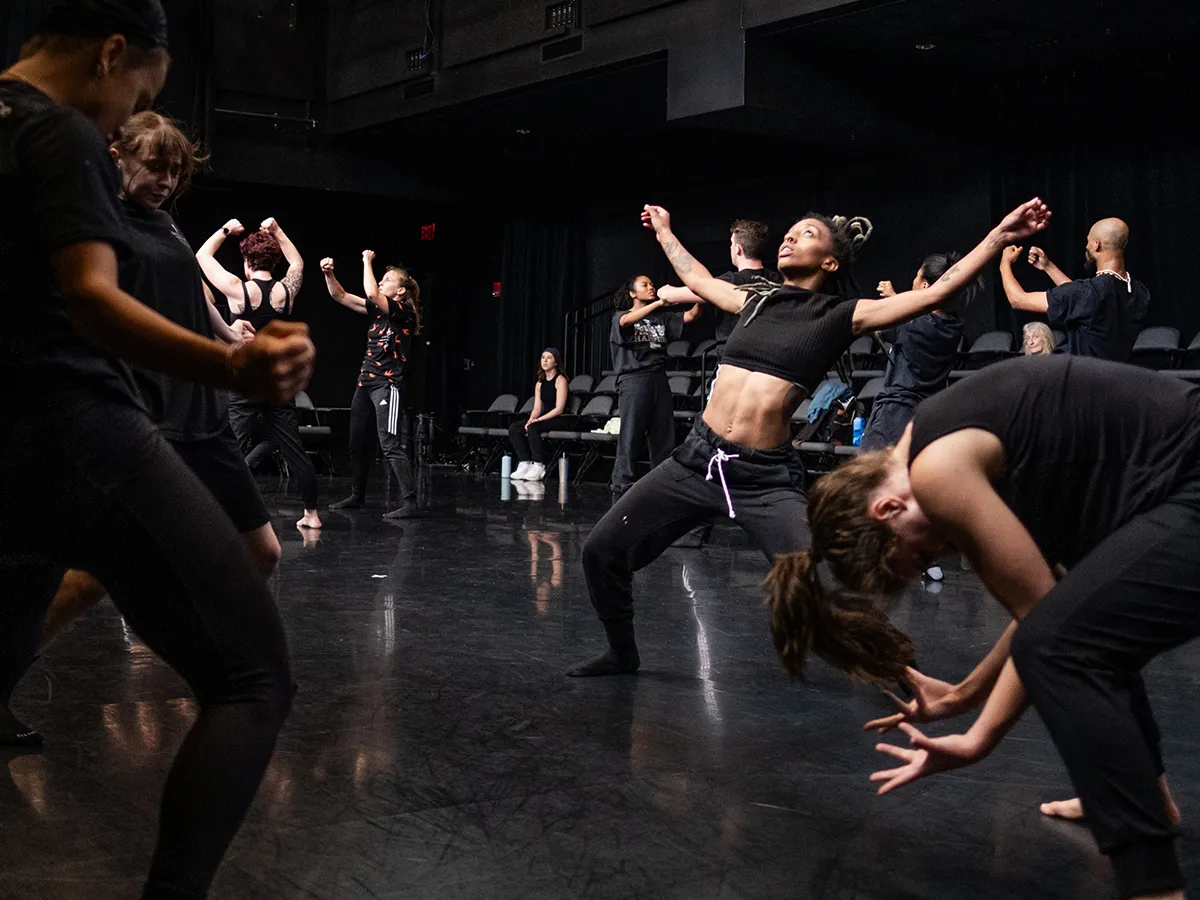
[641,206,750,315]
[196,219,246,308]
[1028,247,1071,287]
[360,250,392,315]
[1000,245,1050,313]
[851,198,1052,334]
[262,217,304,300]
[320,257,368,314]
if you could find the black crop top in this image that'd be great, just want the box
[719,284,859,393]
[234,278,292,331]
[909,355,1200,569]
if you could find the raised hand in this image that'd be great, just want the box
[223,219,244,237]
[230,320,315,404]
[1001,245,1024,266]
[864,667,966,734]
[870,723,987,796]
[362,249,376,264]
[640,204,672,234]
[877,280,896,298]
[260,217,279,234]
[320,257,335,273]
[995,197,1052,243]
[1028,246,1051,271]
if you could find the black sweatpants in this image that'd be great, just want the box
[611,369,674,496]
[348,381,414,502]
[1012,497,1200,899]
[860,396,920,453]
[584,417,810,630]
[227,393,319,509]
[0,390,292,899]
[508,420,551,464]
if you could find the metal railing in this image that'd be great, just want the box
[564,290,617,379]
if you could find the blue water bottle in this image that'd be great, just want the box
[852,416,865,447]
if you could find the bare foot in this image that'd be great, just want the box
[1041,777,1181,826]
[297,510,322,529]
[1040,798,1084,820]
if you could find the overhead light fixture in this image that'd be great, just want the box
[515,128,532,135]
[915,42,936,51]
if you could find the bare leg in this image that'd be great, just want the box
[240,523,282,577]
[40,569,108,649]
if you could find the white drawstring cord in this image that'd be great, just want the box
[706,449,741,519]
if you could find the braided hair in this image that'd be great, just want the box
[801,213,874,298]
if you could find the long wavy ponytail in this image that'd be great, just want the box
[767,450,917,685]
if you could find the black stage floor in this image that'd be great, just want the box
[5,471,1200,899]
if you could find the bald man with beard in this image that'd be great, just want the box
[1000,217,1150,361]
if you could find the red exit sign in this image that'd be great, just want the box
[420,223,436,241]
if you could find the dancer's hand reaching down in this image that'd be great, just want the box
[994,197,1052,244]
[864,667,968,734]
[1001,245,1024,266]
[877,280,896,298]
[1027,247,1051,271]
[641,204,672,235]
[230,321,315,404]
[320,257,335,273]
[870,723,989,795]
[222,219,244,237]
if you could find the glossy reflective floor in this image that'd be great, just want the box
[4,471,1200,899]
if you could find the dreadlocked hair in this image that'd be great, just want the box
[800,212,874,299]
[766,450,915,685]
[386,265,422,333]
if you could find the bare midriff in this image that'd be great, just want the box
[701,364,806,450]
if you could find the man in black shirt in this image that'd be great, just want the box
[999,217,1149,361]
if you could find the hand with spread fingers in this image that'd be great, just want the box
[864,667,968,734]
[870,723,989,796]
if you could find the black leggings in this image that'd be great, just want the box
[227,394,319,508]
[0,392,292,899]
[611,370,674,496]
[583,417,809,629]
[508,420,550,463]
[348,381,414,501]
[1012,498,1200,899]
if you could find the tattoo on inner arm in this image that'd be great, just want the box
[661,237,695,275]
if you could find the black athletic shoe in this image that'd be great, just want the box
[330,494,365,510]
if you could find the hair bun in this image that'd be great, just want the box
[831,215,874,251]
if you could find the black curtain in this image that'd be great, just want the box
[498,211,586,397]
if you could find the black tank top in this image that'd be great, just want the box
[909,355,1200,568]
[538,376,558,414]
[234,278,291,331]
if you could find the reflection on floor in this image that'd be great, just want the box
[4,471,1200,899]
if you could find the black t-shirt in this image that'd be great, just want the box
[1046,272,1150,361]
[877,311,964,402]
[714,268,782,343]
[359,301,415,387]
[0,81,138,402]
[720,284,858,394]
[910,355,1200,569]
[609,307,685,381]
[121,200,226,441]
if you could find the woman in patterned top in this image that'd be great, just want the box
[323,252,423,519]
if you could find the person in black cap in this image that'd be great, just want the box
[508,347,569,482]
[1,4,311,898]
[321,252,424,516]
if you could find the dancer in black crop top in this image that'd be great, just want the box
[323,252,424,518]
[767,355,1200,900]
[198,216,322,528]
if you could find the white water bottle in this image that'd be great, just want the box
[501,454,512,478]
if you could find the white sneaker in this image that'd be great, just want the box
[527,462,547,482]
[925,566,944,582]
[510,461,531,480]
